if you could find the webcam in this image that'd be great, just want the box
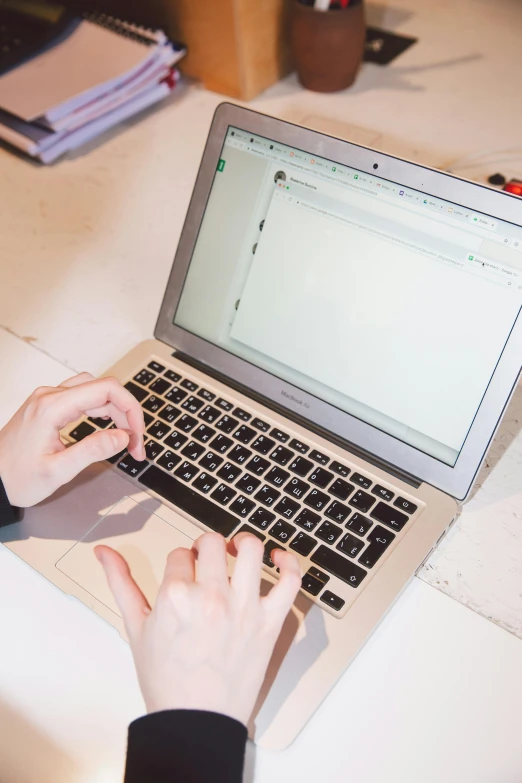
[373,163,379,170]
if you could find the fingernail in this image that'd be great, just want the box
[110,432,121,450]
[94,547,104,565]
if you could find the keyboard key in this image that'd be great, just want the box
[311,546,367,588]
[143,412,154,428]
[274,496,300,519]
[289,439,309,454]
[199,451,223,472]
[228,445,252,465]
[210,434,233,454]
[359,525,395,568]
[255,485,281,508]
[181,441,206,462]
[164,369,181,383]
[329,478,354,501]
[269,519,296,543]
[370,502,408,532]
[192,424,215,444]
[124,381,148,402]
[139,466,240,537]
[316,521,343,545]
[301,573,323,596]
[192,472,218,494]
[252,418,270,432]
[304,488,329,512]
[309,467,334,489]
[181,396,204,414]
[148,361,165,373]
[210,483,237,506]
[289,455,314,477]
[233,425,256,444]
[88,416,112,429]
[157,451,182,472]
[289,531,316,557]
[69,421,95,441]
[143,395,165,414]
[149,377,171,396]
[270,428,289,443]
[233,407,251,422]
[372,484,395,502]
[284,476,309,500]
[295,508,321,532]
[270,445,294,466]
[163,431,188,451]
[174,461,200,483]
[133,369,155,386]
[107,449,126,464]
[236,473,261,495]
[265,466,290,488]
[308,567,330,584]
[394,497,418,514]
[181,379,198,392]
[216,462,242,483]
[351,472,372,489]
[198,388,215,401]
[309,449,329,466]
[147,420,171,441]
[330,460,350,477]
[216,397,233,411]
[229,495,256,518]
[117,455,149,478]
[263,541,285,568]
[165,386,187,405]
[337,532,364,558]
[216,415,239,434]
[320,591,345,611]
[145,439,164,460]
[346,513,372,537]
[325,500,351,523]
[199,405,220,424]
[235,524,265,542]
[158,405,180,424]
[246,455,270,476]
[349,490,375,513]
[249,508,276,531]
[251,435,275,455]
[177,414,198,433]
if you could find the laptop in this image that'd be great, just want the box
[2,103,522,750]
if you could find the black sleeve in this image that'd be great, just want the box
[0,476,23,527]
[124,709,248,783]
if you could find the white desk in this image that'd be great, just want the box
[1,0,522,779]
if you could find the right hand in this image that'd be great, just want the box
[95,532,301,726]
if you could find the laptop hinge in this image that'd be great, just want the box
[173,351,422,489]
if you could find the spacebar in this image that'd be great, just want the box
[139,465,241,538]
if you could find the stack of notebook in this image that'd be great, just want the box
[0,13,185,163]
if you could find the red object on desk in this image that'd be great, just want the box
[503,180,522,197]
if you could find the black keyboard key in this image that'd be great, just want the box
[372,484,395,502]
[139,466,240,537]
[359,525,395,568]
[165,386,187,405]
[181,441,206,462]
[352,472,372,489]
[164,370,181,383]
[246,455,270,476]
[308,567,330,584]
[394,497,418,514]
[320,591,345,611]
[192,472,218,494]
[149,377,171,396]
[349,490,375,513]
[295,508,321,532]
[289,439,309,454]
[263,541,285,568]
[284,476,309,500]
[192,424,215,444]
[252,418,270,432]
[235,524,266,542]
[330,460,350,477]
[177,414,198,433]
[329,478,354,501]
[181,395,204,414]
[325,500,351,523]
[145,439,164,460]
[174,461,200,483]
[269,519,296,543]
[309,449,329,466]
[337,532,364,558]
[157,451,182,472]
[216,462,242,483]
[148,361,165,373]
[216,415,239,434]
[304,488,329,512]
[255,485,281,508]
[228,444,252,465]
[143,412,154,428]
[311,546,367,588]
[270,445,294,466]
[249,508,275,531]
[210,483,236,506]
[251,435,275,455]
[147,420,171,441]
[199,451,223,472]
[289,531,316,557]
[265,466,290,488]
[69,421,95,441]
[309,467,334,489]
[210,434,233,454]
[216,397,233,411]
[143,395,165,414]
[233,407,251,422]
[158,405,180,424]
[270,428,289,443]
[234,425,256,444]
[370,502,408,532]
[88,416,112,429]
[346,513,372,537]
[181,379,198,392]
[236,473,261,495]
[274,496,300,519]
[289,455,314,477]
[199,405,220,424]
[316,521,343,545]
[301,573,323,596]
[124,381,148,402]
[164,431,188,451]
[198,388,215,402]
[117,455,149,478]
[133,369,155,386]
[229,495,256,518]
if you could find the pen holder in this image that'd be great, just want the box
[290,0,365,92]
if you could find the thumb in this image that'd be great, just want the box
[95,545,151,640]
[51,429,130,485]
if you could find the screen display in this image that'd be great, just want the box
[174,126,522,466]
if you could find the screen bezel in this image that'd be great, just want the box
[155,102,522,501]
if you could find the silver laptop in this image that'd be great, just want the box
[3,103,522,750]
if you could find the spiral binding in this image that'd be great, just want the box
[82,12,159,47]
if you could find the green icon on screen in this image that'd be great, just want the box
[217,159,226,172]
[468,255,474,261]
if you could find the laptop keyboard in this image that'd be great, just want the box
[67,360,420,617]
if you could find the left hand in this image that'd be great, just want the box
[0,372,145,508]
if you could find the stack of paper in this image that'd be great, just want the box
[0,14,185,163]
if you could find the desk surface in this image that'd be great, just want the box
[1,0,522,779]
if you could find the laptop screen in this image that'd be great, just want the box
[173,126,522,467]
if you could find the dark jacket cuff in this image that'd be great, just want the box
[0,476,23,527]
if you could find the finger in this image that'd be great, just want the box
[229,533,264,600]
[49,428,129,484]
[94,545,150,639]
[163,546,196,585]
[59,372,96,389]
[84,402,130,430]
[262,549,301,624]
[192,533,229,587]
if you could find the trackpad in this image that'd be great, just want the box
[56,496,197,617]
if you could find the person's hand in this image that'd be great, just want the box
[0,372,146,508]
[95,532,301,725]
